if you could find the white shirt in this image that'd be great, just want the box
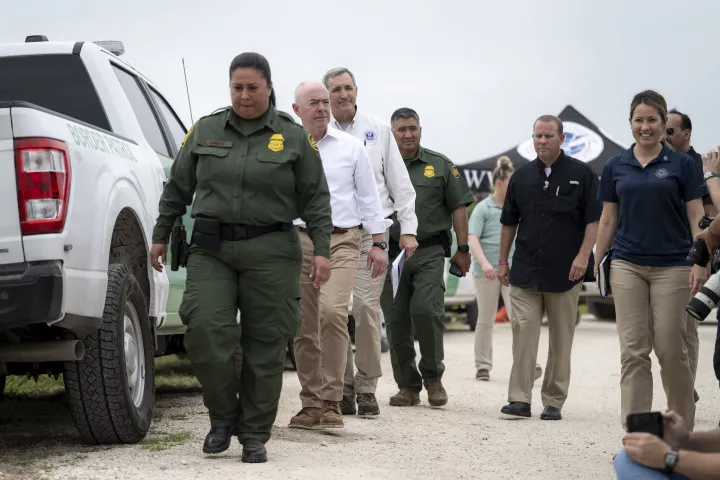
[330,109,418,235]
[294,128,387,234]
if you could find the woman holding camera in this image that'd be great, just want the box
[594,90,707,431]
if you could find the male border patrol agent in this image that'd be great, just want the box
[150,52,333,463]
[383,107,474,407]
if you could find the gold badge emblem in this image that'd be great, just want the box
[308,134,319,152]
[268,133,284,152]
[451,165,460,179]
[424,165,435,178]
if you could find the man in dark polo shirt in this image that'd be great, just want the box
[497,114,602,420]
[666,109,715,216]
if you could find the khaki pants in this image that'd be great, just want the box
[473,276,511,371]
[508,283,582,408]
[610,260,696,431]
[295,229,361,407]
[344,228,388,395]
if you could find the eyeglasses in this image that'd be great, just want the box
[666,127,675,136]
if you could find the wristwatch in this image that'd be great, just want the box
[704,171,720,182]
[663,449,679,474]
[372,241,387,251]
[457,244,470,253]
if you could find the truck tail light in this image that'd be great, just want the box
[14,138,71,235]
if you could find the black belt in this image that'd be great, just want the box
[298,225,359,235]
[219,222,291,241]
[389,234,446,255]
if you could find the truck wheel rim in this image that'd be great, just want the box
[123,301,146,408]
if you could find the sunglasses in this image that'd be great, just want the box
[666,127,675,136]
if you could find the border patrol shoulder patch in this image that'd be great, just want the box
[308,134,319,152]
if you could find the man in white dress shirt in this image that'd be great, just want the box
[288,81,389,430]
[323,67,419,417]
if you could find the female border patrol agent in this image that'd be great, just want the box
[150,52,333,463]
[595,89,707,432]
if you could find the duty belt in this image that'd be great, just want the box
[219,222,292,241]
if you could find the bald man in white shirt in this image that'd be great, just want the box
[323,67,419,417]
[288,81,389,430]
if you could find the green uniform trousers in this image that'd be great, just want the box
[381,244,446,392]
[179,229,302,443]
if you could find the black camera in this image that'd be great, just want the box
[686,216,719,321]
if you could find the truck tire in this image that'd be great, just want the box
[64,263,155,445]
[587,301,616,321]
[466,303,478,331]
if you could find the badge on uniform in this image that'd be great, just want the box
[424,165,435,178]
[364,130,376,143]
[451,165,460,179]
[307,134,319,152]
[543,180,549,190]
[268,133,284,152]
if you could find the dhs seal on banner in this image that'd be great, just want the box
[517,121,605,162]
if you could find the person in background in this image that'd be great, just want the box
[468,156,542,383]
[614,410,720,479]
[323,67,419,417]
[498,114,601,421]
[665,109,715,217]
[150,52,333,463]
[288,81,388,430]
[594,90,707,432]
[384,107,473,408]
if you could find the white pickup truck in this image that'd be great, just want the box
[0,35,192,445]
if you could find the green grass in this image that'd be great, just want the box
[3,355,201,399]
[140,431,193,452]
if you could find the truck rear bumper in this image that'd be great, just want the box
[0,261,63,331]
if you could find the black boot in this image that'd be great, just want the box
[203,426,234,454]
[241,438,267,463]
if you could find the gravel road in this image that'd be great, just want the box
[1,318,718,480]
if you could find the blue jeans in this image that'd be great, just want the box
[614,450,690,479]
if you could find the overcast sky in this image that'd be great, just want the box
[3,0,719,165]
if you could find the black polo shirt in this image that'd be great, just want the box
[500,150,602,293]
[687,146,712,206]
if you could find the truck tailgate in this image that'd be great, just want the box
[0,108,24,264]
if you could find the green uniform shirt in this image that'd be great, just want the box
[390,146,474,242]
[152,105,333,258]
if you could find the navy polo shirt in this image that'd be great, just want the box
[598,144,708,267]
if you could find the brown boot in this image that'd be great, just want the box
[320,401,344,429]
[424,379,448,407]
[288,407,322,430]
[389,388,421,407]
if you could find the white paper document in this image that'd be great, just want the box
[391,249,407,299]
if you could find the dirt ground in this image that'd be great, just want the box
[1,317,718,480]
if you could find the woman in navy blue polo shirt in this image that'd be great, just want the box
[594,90,707,432]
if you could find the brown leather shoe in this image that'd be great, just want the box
[424,380,448,407]
[320,401,344,429]
[288,407,322,430]
[389,388,421,406]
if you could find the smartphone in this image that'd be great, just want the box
[449,263,463,277]
[626,411,664,437]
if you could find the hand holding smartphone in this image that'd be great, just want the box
[626,411,664,438]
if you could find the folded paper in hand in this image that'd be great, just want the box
[391,249,406,299]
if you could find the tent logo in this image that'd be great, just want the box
[516,121,605,163]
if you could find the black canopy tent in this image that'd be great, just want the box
[458,105,627,194]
